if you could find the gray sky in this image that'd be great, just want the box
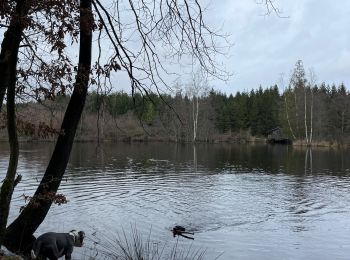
[206,0,350,93]
[105,0,350,95]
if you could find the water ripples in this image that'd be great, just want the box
[12,160,350,235]
[3,143,350,259]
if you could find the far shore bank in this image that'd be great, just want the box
[0,135,349,148]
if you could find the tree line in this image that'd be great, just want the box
[85,76,349,144]
[15,60,349,145]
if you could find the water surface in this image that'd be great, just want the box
[1,142,350,259]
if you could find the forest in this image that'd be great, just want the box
[2,61,349,146]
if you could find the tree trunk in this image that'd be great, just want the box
[284,92,296,139]
[308,69,316,145]
[0,0,28,112]
[4,0,93,253]
[0,29,20,246]
[192,96,199,142]
[294,91,299,138]
[304,86,309,144]
[196,97,199,140]
[310,87,313,144]
[341,110,345,136]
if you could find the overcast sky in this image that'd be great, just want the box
[106,0,349,95]
[199,0,350,94]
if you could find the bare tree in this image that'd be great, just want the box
[290,60,307,141]
[280,73,296,139]
[0,14,20,244]
[2,0,93,252]
[0,0,30,246]
[186,70,209,142]
[308,68,317,144]
[304,76,309,144]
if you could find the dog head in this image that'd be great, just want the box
[69,230,85,247]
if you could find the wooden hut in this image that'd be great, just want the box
[267,127,292,144]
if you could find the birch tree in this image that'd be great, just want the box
[308,68,317,144]
[186,70,209,142]
[280,73,296,139]
[290,60,307,141]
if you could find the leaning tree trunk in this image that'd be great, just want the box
[4,0,93,253]
[0,25,20,246]
[0,0,27,246]
[0,0,28,112]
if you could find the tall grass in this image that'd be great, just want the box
[83,226,208,260]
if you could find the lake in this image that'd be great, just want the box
[1,142,350,259]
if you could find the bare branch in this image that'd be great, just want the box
[257,0,289,18]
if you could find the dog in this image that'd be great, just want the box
[31,230,85,260]
[172,225,194,240]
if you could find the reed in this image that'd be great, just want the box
[82,225,208,260]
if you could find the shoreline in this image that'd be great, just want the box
[0,136,349,148]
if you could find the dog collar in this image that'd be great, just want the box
[69,231,78,243]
